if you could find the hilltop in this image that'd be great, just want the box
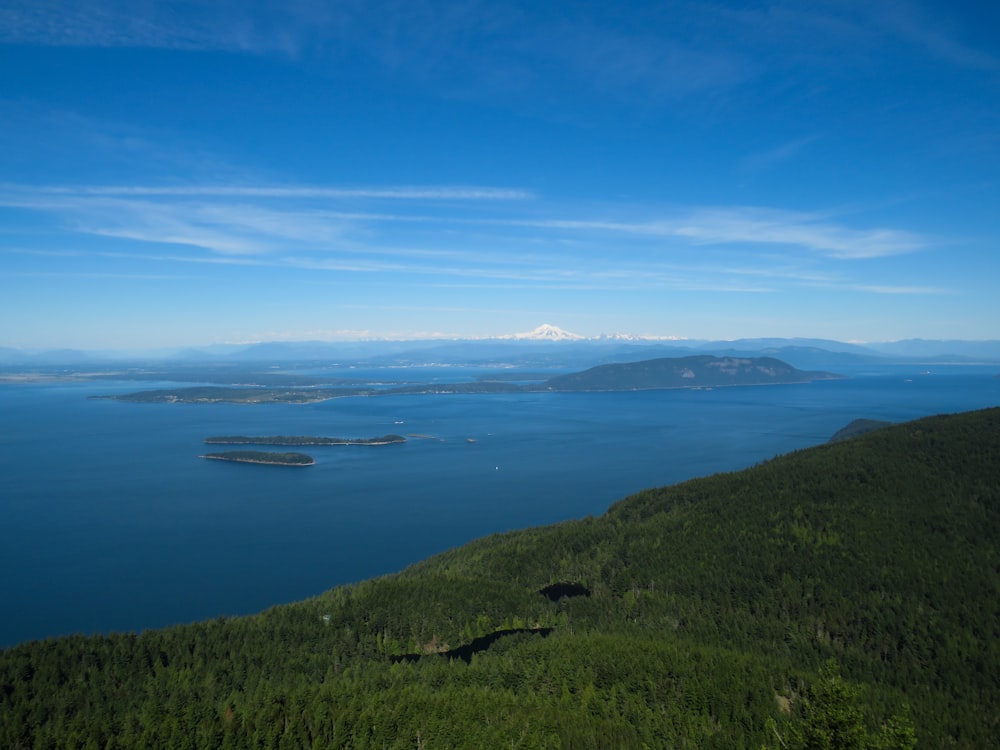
[1,408,997,747]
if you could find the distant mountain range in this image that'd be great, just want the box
[2,324,1000,368]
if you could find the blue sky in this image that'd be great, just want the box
[1,0,998,349]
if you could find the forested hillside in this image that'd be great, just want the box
[2,408,998,748]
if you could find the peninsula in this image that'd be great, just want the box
[205,435,406,446]
[200,450,315,466]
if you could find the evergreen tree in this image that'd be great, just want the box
[766,661,916,750]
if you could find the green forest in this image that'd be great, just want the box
[2,407,998,748]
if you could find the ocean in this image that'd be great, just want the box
[1,365,997,648]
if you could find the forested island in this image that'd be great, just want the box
[99,355,842,403]
[542,355,841,391]
[200,450,315,466]
[2,407,998,747]
[205,434,406,446]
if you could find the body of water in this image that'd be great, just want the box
[1,366,997,647]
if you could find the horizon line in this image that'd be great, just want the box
[4,330,1000,357]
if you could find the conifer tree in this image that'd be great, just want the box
[765,661,916,750]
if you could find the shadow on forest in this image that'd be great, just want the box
[390,627,554,665]
[539,582,591,601]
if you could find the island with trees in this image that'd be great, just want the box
[204,434,406,446]
[542,355,842,391]
[200,450,315,466]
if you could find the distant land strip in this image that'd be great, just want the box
[205,435,406,446]
[97,356,842,404]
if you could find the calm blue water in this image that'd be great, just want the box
[1,367,997,647]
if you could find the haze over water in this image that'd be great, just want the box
[2,366,998,648]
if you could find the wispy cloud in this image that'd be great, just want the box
[503,208,927,259]
[1,185,930,262]
[0,182,938,298]
[26,184,533,200]
[2,269,193,281]
[5,247,267,268]
[0,183,533,256]
[61,199,289,255]
[851,283,954,295]
[669,207,928,259]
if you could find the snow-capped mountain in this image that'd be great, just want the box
[498,324,585,341]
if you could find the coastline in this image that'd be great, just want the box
[204,439,405,446]
[204,435,406,446]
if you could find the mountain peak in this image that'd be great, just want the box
[501,324,585,341]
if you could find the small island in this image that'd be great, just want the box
[204,434,406,446]
[200,450,315,466]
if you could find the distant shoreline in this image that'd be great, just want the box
[98,377,845,405]
[77,355,856,405]
[204,435,406,446]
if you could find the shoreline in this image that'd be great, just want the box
[204,434,406,447]
[204,439,405,446]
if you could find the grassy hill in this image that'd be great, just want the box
[2,408,998,748]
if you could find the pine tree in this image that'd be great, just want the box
[765,661,916,750]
